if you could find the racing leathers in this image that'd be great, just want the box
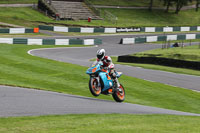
[97,56,120,89]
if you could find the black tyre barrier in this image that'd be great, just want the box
[118,55,200,70]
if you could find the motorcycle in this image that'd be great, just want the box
[86,61,125,102]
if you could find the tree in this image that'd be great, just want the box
[174,0,192,14]
[196,0,200,11]
[149,0,154,11]
[163,0,174,12]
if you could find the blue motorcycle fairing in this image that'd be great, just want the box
[86,67,95,75]
[86,65,100,75]
[86,61,103,75]
[98,72,113,91]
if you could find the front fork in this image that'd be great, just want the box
[97,77,101,87]
[115,78,120,88]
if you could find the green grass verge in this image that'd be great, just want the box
[0,0,37,4]
[0,44,200,114]
[103,8,200,27]
[132,45,200,62]
[0,114,200,132]
[1,7,200,28]
[148,38,200,44]
[0,32,50,37]
[90,0,195,7]
[45,31,104,36]
[0,7,52,28]
[90,0,164,7]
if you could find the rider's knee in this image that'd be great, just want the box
[111,72,116,79]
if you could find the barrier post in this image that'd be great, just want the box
[34,28,39,33]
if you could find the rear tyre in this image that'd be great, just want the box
[89,78,101,96]
[112,84,125,102]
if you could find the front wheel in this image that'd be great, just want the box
[89,78,101,96]
[112,84,125,102]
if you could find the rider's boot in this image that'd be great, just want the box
[114,78,123,93]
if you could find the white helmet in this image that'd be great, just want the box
[97,49,105,60]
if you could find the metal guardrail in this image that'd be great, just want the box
[84,0,118,23]
[84,0,100,16]
[101,10,118,24]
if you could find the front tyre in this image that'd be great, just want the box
[112,84,125,102]
[89,78,101,96]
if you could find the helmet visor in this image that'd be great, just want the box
[97,54,103,60]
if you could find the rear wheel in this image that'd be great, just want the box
[112,84,125,102]
[89,78,101,96]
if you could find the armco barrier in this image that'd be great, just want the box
[0,28,39,34]
[39,25,200,33]
[0,38,102,45]
[39,25,117,33]
[141,26,200,32]
[118,55,200,70]
[120,33,200,44]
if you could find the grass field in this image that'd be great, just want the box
[0,44,200,114]
[0,33,49,37]
[90,0,196,7]
[132,45,200,62]
[90,0,164,7]
[1,7,200,28]
[0,0,37,4]
[0,7,52,27]
[0,114,200,133]
[103,8,200,27]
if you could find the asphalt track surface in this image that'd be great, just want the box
[1,34,200,117]
[2,85,200,117]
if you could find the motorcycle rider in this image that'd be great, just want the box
[96,49,122,92]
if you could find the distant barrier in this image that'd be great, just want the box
[141,26,200,32]
[0,38,102,45]
[0,28,39,34]
[39,25,200,33]
[39,25,117,33]
[120,33,200,44]
[118,55,200,70]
